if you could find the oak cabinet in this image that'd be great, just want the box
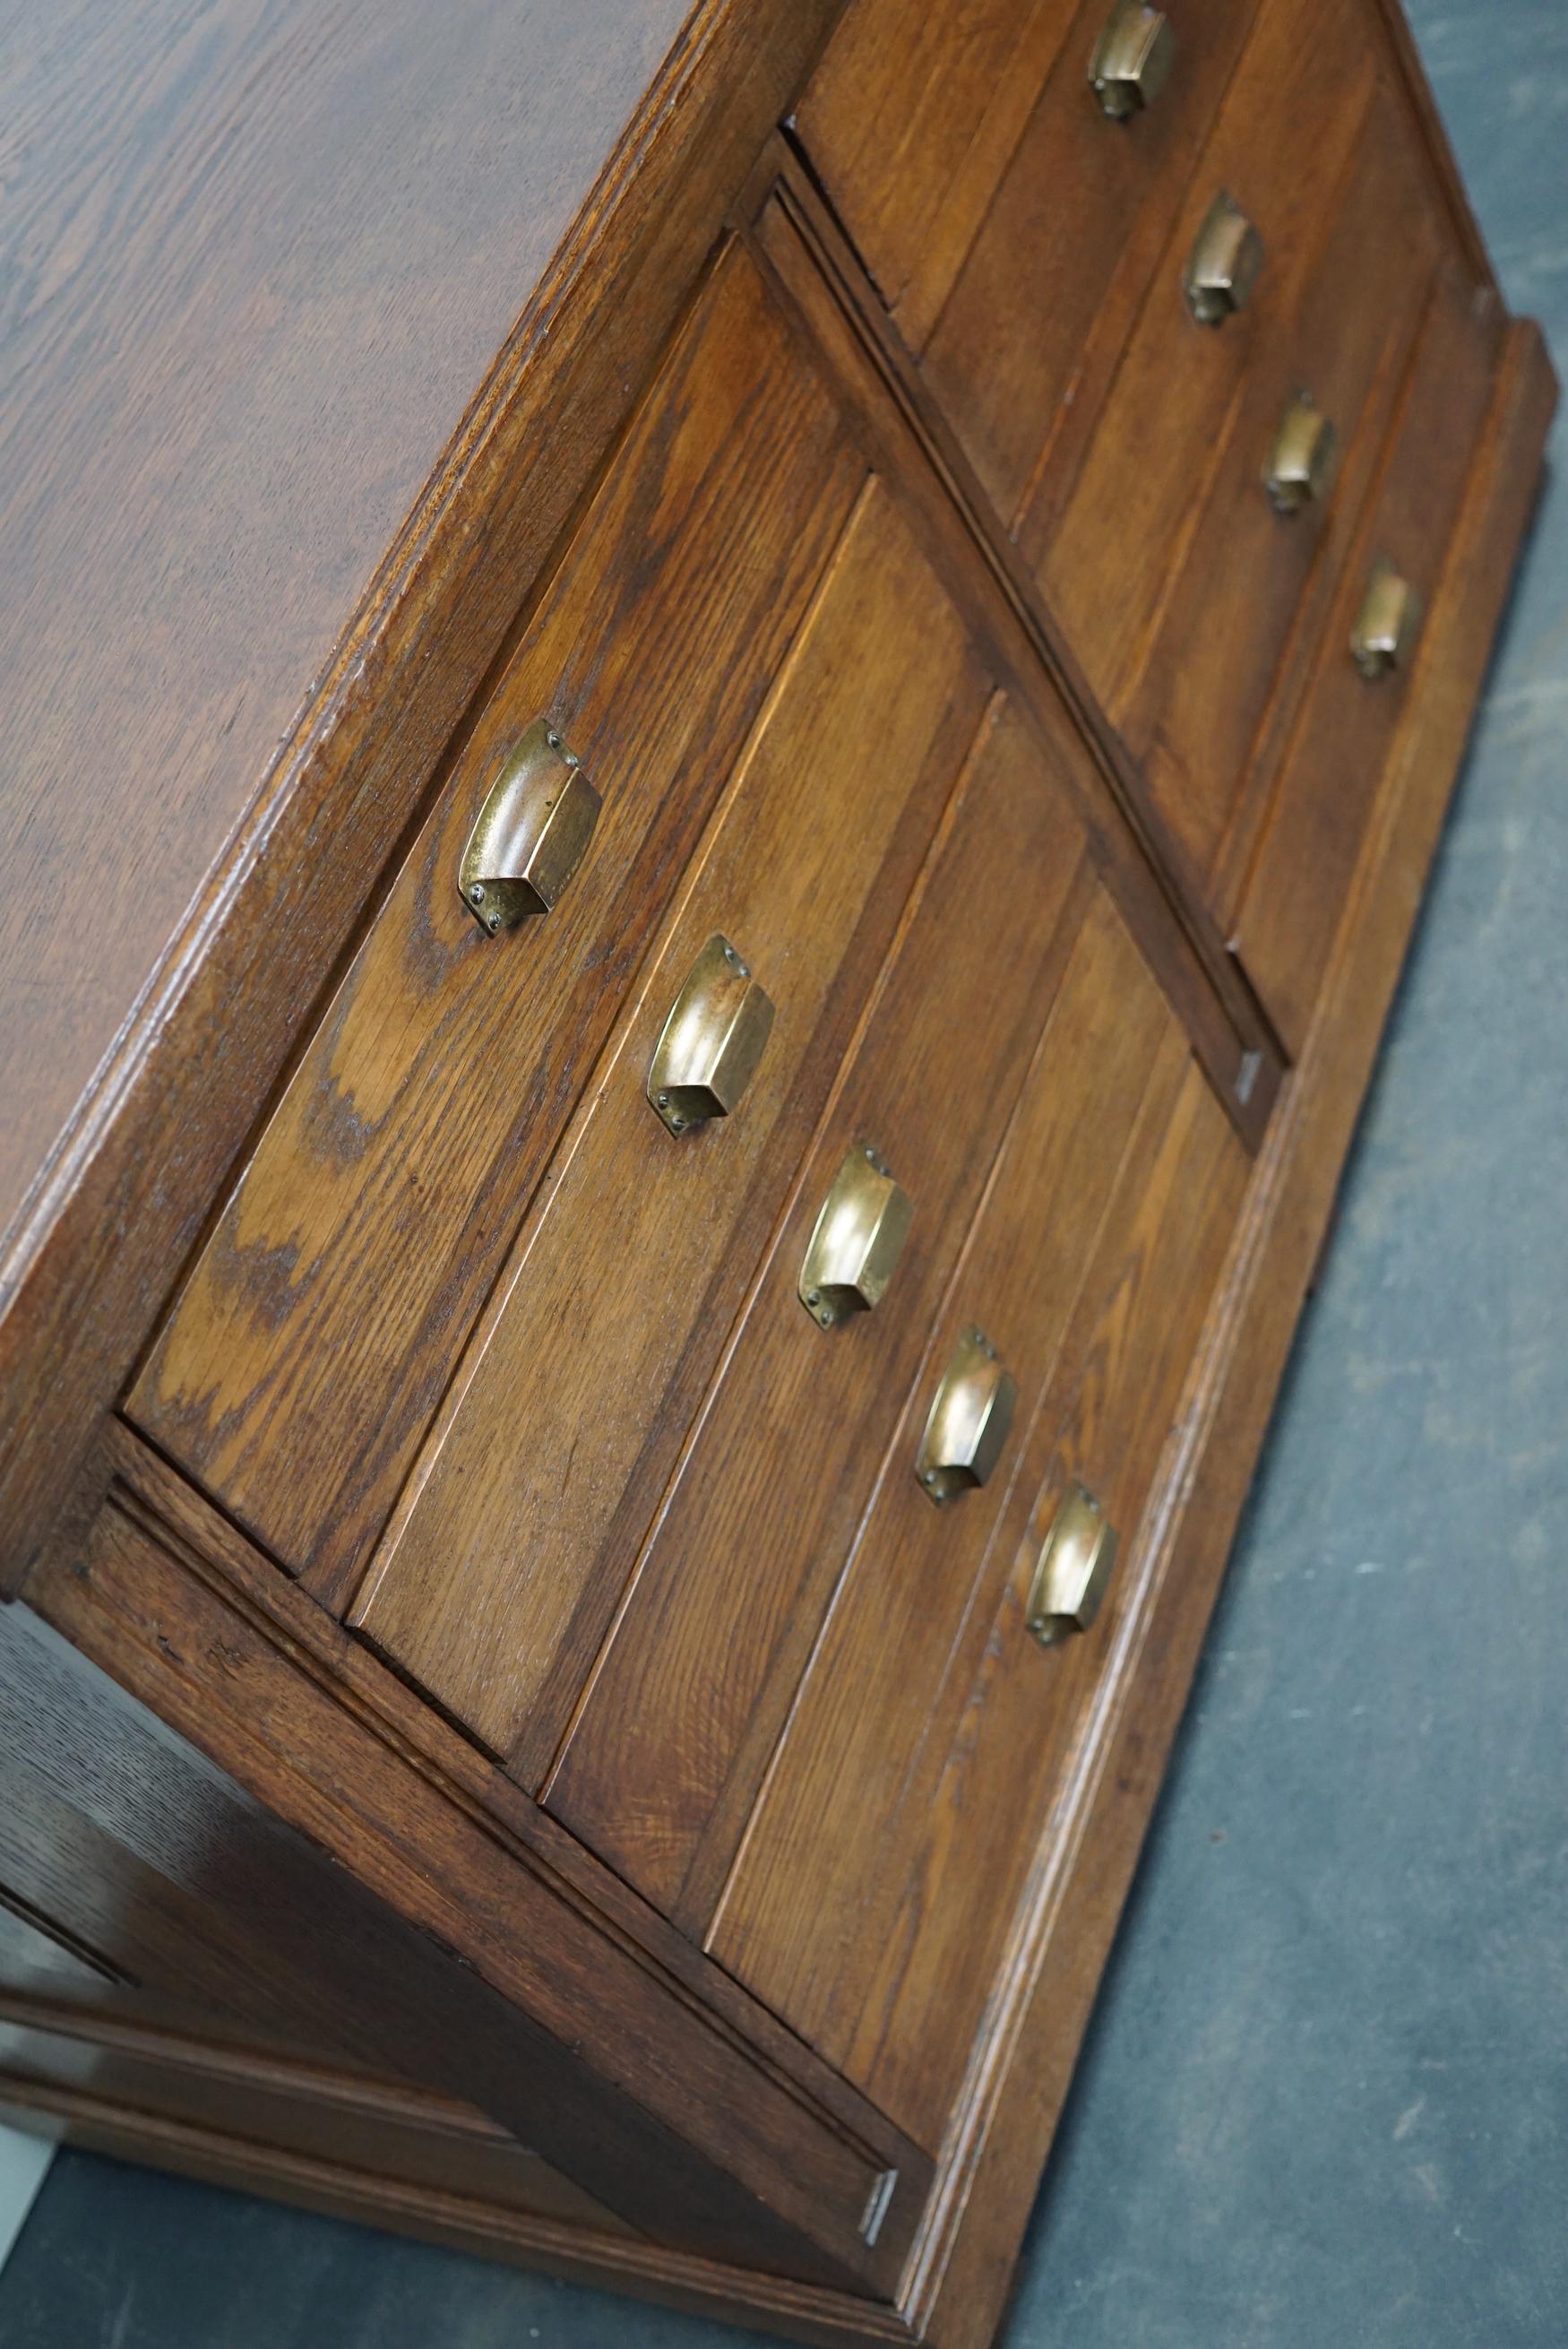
[0,3,1553,2345]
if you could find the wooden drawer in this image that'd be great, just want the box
[796,0,1260,530]
[349,474,995,1753]
[541,693,1097,1907]
[1038,0,1383,766]
[1232,258,1506,1054]
[1107,91,1444,888]
[709,894,1248,2149]
[129,244,867,1602]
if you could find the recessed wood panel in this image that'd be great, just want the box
[792,0,1081,341]
[920,0,1262,526]
[848,1059,1246,2149]
[350,482,991,1757]
[130,244,865,1603]
[1038,0,1378,731]
[1233,258,1505,1053]
[707,896,1201,2069]
[541,695,1094,1901]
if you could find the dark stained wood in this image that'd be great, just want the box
[0,2089,917,2349]
[0,2001,633,2237]
[85,1420,932,2190]
[129,241,866,1601]
[542,696,1095,1895]
[20,1491,928,2294]
[350,477,990,1754]
[1233,259,1504,1050]
[0,0,854,1602]
[791,0,1081,342]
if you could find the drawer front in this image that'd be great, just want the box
[1113,92,1443,886]
[349,479,1000,1755]
[710,898,1248,2149]
[1232,258,1504,1053]
[920,0,1262,531]
[129,245,866,1600]
[541,694,1096,1905]
[797,0,1260,526]
[1038,0,1381,741]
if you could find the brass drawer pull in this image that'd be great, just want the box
[1185,191,1264,326]
[798,1144,913,1328]
[916,1327,1017,1505]
[1027,1480,1120,1646]
[646,933,775,1135]
[1265,392,1340,515]
[1351,557,1422,681]
[1089,1,1176,120]
[459,717,600,937]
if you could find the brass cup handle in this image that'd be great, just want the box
[1026,1480,1120,1646]
[1351,557,1422,681]
[1090,0,1176,119]
[1185,191,1264,326]
[646,933,775,1135]
[916,1327,1017,1505]
[798,1144,914,1328]
[459,717,601,936]
[1265,392,1340,515]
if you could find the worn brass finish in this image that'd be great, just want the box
[458,717,600,937]
[1265,392,1340,514]
[1026,1480,1120,1647]
[915,1327,1018,1505]
[646,934,775,1136]
[1089,1,1176,119]
[1185,191,1265,326]
[1351,557,1423,680]
[798,1144,914,1328]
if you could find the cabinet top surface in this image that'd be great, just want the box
[0,0,694,1259]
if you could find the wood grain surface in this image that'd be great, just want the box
[130,241,866,1602]
[0,0,694,1256]
[543,695,1093,1898]
[1116,99,1440,889]
[352,476,987,1754]
[0,2002,632,2236]
[19,1490,926,2292]
[917,0,1262,528]
[1038,0,1375,743]
[707,900,1235,2131]
[909,321,1557,2349]
[1234,258,1503,1051]
[848,1058,1245,2148]
[0,0,850,1602]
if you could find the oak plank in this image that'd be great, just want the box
[1233,259,1504,1052]
[0,0,852,1601]
[709,900,1184,2070]
[352,480,989,1756]
[850,1059,1245,2147]
[541,695,1092,1896]
[0,0,695,1264]
[129,242,865,1602]
[920,0,1262,531]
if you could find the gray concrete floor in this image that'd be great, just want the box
[2,3,1564,2341]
